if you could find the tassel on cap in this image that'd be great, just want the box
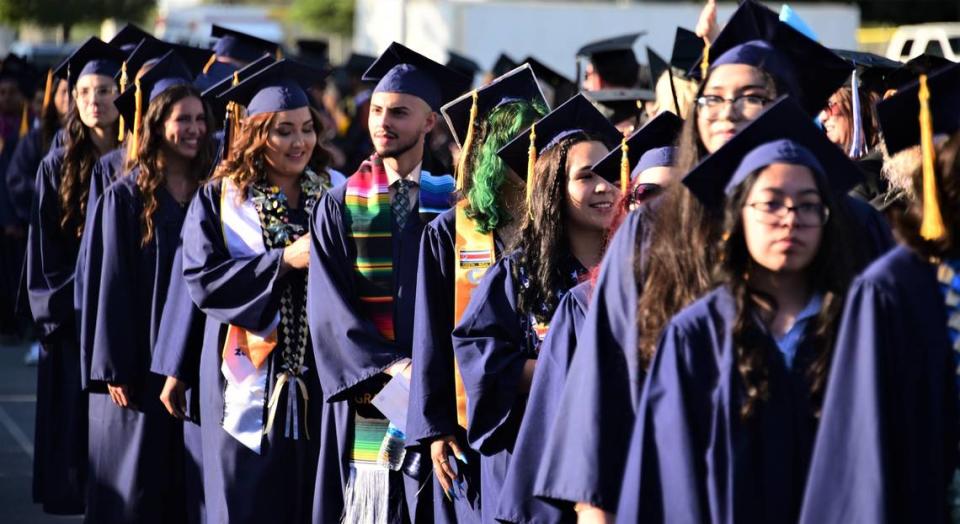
[128,77,143,161]
[202,53,217,75]
[275,48,283,60]
[455,90,479,193]
[700,42,710,79]
[41,69,53,115]
[918,74,946,241]
[848,68,864,158]
[619,136,630,193]
[118,61,128,141]
[18,103,28,138]
[525,123,537,216]
[224,71,242,159]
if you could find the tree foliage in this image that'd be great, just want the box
[290,0,354,36]
[0,0,155,38]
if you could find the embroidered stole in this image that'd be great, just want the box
[453,200,496,429]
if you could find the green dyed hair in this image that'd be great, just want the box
[464,98,548,233]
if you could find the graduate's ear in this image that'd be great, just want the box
[423,109,438,134]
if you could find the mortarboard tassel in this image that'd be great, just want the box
[202,53,217,75]
[224,71,242,159]
[276,48,283,60]
[525,123,537,216]
[918,74,946,241]
[118,61,128,141]
[19,102,29,138]
[41,69,53,116]
[455,90,479,193]
[129,77,142,161]
[700,42,710,80]
[848,68,864,158]
[619,136,630,194]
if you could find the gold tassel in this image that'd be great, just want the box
[455,90,479,193]
[619,136,630,194]
[129,77,142,161]
[19,102,28,138]
[226,71,241,158]
[525,123,537,216]
[118,61,128,141]
[41,69,53,115]
[918,74,946,241]
[202,53,217,75]
[276,47,283,60]
[700,42,710,79]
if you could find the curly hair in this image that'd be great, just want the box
[826,85,880,157]
[512,131,604,322]
[718,168,859,420]
[59,103,118,238]
[213,106,332,200]
[895,131,960,260]
[462,99,548,233]
[133,84,216,246]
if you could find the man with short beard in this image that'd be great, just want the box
[307,42,470,524]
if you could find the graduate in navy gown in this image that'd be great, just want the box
[799,63,960,524]
[307,42,468,524]
[616,97,865,524]
[82,51,216,524]
[193,25,280,92]
[452,94,621,524]
[182,59,336,523]
[24,38,125,516]
[407,64,548,523]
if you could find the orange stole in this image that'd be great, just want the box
[221,324,278,370]
[453,200,496,429]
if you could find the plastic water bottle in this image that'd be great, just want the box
[377,423,407,471]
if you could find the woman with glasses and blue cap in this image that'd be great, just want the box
[406,64,548,524]
[306,42,468,524]
[80,50,215,523]
[179,59,336,522]
[451,94,622,524]
[799,62,960,524]
[616,97,862,524]
[24,36,124,516]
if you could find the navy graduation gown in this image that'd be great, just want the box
[842,194,894,259]
[307,180,436,523]
[616,286,820,524]
[799,246,958,524]
[84,171,187,523]
[182,181,322,523]
[6,127,48,224]
[25,147,87,514]
[534,209,650,513]
[496,281,591,524]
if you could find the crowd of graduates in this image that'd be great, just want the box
[2,0,960,522]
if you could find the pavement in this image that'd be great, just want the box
[0,336,83,523]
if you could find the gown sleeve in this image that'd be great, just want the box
[181,183,285,333]
[533,210,645,511]
[450,255,527,455]
[307,188,404,402]
[151,239,205,385]
[406,210,457,443]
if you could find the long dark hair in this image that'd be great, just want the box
[39,78,64,155]
[895,131,960,260]
[512,131,598,322]
[718,168,858,420]
[59,103,118,238]
[636,66,781,367]
[133,84,216,246]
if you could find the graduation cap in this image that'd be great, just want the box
[340,53,377,79]
[296,38,329,67]
[446,51,482,83]
[884,55,954,93]
[490,53,519,78]
[120,38,214,86]
[592,111,683,190]
[219,58,327,117]
[522,56,577,105]
[53,37,126,90]
[362,42,471,111]
[584,88,654,129]
[497,93,621,205]
[201,55,274,118]
[683,96,863,209]
[576,33,644,88]
[108,23,154,56]
[211,24,281,64]
[830,49,902,158]
[1,54,40,138]
[692,0,852,116]
[876,62,960,240]
[671,27,704,76]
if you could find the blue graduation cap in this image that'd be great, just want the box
[113,50,199,135]
[884,54,954,93]
[210,25,281,64]
[691,0,851,116]
[119,38,214,87]
[683,96,863,209]
[496,93,622,199]
[446,50,482,84]
[108,23,155,57]
[592,111,683,189]
[201,55,274,118]
[53,37,126,89]
[490,53,519,78]
[296,38,329,68]
[362,42,471,111]
[218,59,327,117]
[671,27,704,76]
[576,33,644,88]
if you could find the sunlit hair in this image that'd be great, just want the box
[826,85,880,157]
[653,69,699,119]
[463,99,548,233]
[895,131,960,260]
[133,84,215,246]
[213,106,332,199]
[717,166,858,420]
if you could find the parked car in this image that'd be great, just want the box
[886,23,960,62]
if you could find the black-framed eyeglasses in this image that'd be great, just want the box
[744,200,830,227]
[696,94,771,116]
